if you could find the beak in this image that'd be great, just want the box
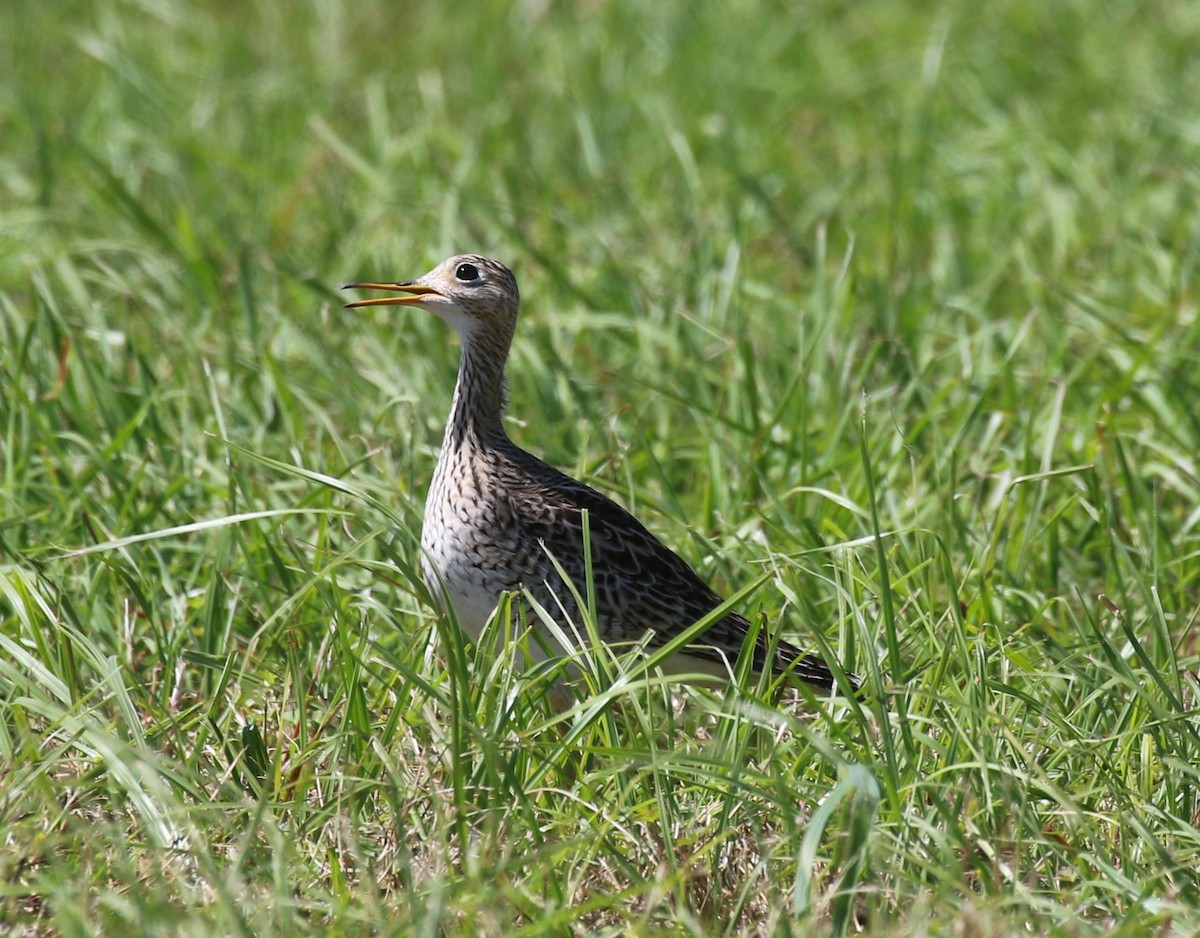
[342,281,443,309]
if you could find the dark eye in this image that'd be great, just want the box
[455,263,480,282]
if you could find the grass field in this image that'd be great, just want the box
[3,0,1200,934]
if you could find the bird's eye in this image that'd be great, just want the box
[455,263,480,282]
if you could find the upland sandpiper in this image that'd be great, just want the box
[345,254,859,696]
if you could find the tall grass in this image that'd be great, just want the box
[2,0,1199,933]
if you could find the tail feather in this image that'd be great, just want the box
[780,646,863,694]
[687,612,862,694]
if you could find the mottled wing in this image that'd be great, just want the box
[502,454,848,691]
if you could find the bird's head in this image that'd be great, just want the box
[344,254,520,340]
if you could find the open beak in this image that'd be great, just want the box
[342,282,443,308]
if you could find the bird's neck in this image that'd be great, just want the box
[444,331,511,450]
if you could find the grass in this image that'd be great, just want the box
[2,0,1199,933]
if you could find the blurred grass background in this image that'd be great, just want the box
[2,0,1200,934]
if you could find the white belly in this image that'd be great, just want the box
[420,527,500,641]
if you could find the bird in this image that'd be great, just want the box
[344,254,860,699]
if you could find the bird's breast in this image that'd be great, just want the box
[419,451,525,639]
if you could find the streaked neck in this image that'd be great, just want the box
[444,329,510,449]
